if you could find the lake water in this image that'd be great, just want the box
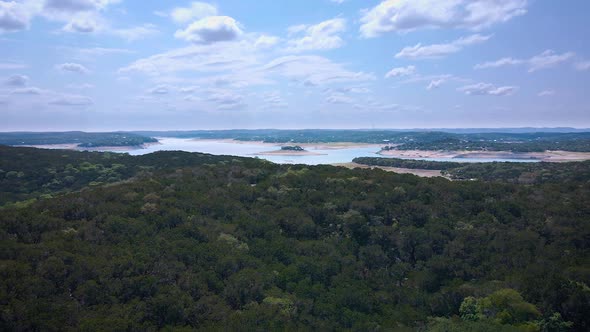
[107,138,540,165]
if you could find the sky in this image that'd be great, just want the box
[0,0,589,131]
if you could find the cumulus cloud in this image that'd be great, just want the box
[285,18,346,52]
[395,34,491,59]
[57,62,90,74]
[170,1,217,24]
[458,82,517,96]
[254,35,279,48]
[0,0,37,32]
[385,65,415,78]
[4,74,28,86]
[360,0,528,37]
[475,50,575,72]
[175,16,242,44]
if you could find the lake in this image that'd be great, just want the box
[111,138,540,165]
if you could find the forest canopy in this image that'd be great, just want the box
[0,146,588,331]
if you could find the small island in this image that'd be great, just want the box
[253,145,327,156]
[280,145,305,151]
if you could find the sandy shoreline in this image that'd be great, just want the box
[333,162,445,178]
[378,149,590,162]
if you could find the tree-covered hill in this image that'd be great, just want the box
[1,147,589,331]
[0,132,157,148]
[352,157,590,184]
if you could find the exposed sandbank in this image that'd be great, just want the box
[333,162,445,178]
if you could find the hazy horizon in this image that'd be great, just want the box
[1,0,589,130]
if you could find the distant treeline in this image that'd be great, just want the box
[0,132,157,148]
[134,129,590,152]
[353,157,590,184]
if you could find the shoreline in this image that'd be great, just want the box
[378,149,590,162]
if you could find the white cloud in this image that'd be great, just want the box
[458,82,517,96]
[148,85,171,94]
[575,61,590,71]
[261,55,375,86]
[57,62,90,74]
[427,79,444,90]
[75,47,134,56]
[11,86,44,95]
[206,89,246,110]
[395,34,491,59]
[67,83,94,89]
[255,35,279,48]
[4,74,28,86]
[62,17,99,32]
[285,18,346,52]
[112,24,159,41]
[475,50,575,72]
[259,91,287,109]
[179,86,200,93]
[0,0,39,32]
[360,0,527,37]
[120,42,260,76]
[175,16,242,44]
[44,0,120,13]
[325,93,355,104]
[170,1,217,24]
[49,93,93,106]
[538,90,555,97]
[528,50,574,72]
[385,65,415,78]
[0,61,28,70]
[474,57,524,69]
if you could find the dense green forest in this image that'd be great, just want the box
[1,146,589,331]
[352,157,590,184]
[0,132,157,148]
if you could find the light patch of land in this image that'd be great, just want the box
[378,149,590,162]
[333,162,445,178]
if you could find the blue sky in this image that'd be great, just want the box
[1,0,589,131]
